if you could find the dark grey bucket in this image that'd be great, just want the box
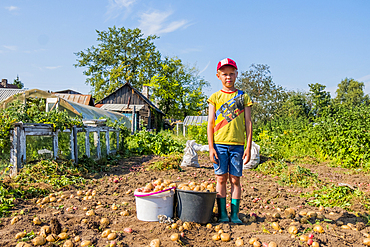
[176,189,217,224]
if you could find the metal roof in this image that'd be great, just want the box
[59,99,130,128]
[98,104,145,111]
[54,93,93,106]
[183,116,208,126]
[0,89,26,102]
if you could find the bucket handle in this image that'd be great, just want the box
[134,187,176,197]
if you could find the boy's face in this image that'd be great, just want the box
[216,65,238,89]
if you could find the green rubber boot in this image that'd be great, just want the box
[216,197,229,222]
[230,198,243,224]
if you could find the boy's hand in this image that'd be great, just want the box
[209,148,218,164]
[243,149,251,165]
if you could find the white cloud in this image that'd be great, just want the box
[3,45,17,51]
[5,6,18,11]
[199,61,210,75]
[105,0,137,20]
[357,74,370,83]
[45,66,62,70]
[139,10,189,35]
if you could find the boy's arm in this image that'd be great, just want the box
[207,104,218,163]
[243,106,253,164]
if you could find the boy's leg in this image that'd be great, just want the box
[213,144,230,222]
[216,174,229,222]
[229,145,244,224]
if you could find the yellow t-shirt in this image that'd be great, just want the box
[207,89,253,145]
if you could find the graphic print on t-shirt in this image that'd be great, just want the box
[214,91,244,132]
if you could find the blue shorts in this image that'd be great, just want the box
[213,144,244,177]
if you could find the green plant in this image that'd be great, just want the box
[187,122,208,145]
[147,154,183,171]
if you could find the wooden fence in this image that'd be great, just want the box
[9,120,120,177]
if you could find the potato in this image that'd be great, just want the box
[46,234,58,242]
[150,239,161,247]
[16,243,31,247]
[364,238,370,246]
[107,232,117,240]
[178,226,184,232]
[220,233,231,242]
[284,208,296,218]
[170,233,179,241]
[313,225,324,233]
[111,204,118,210]
[341,225,351,230]
[11,216,20,225]
[212,234,220,241]
[206,223,212,229]
[33,217,42,225]
[171,223,178,229]
[235,238,244,246]
[120,210,129,216]
[41,197,50,204]
[81,219,88,224]
[74,236,81,242]
[299,235,309,241]
[183,222,191,230]
[268,242,278,247]
[50,197,57,202]
[272,213,281,218]
[214,225,221,231]
[15,231,27,239]
[312,242,320,247]
[253,240,262,247]
[63,240,74,247]
[100,218,110,225]
[307,211,317,218]
[32,236,46,245]
[299,211,307,216]
[288,226,298,235]
[86,210,95,216]
[58,232,68,240]
[80,240,92,247]
[271,222,280,230]
[102,229,112,238]
[110,241,116,247]
[249,237,259,245]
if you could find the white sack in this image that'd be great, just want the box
[181,140,200,167]
[243,141,260,169]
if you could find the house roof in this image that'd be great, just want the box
[183,116,208,126]
[53,89,82,94]
[54,93,94,106]
[96,104,145,111]
[95,82,164,115]
[0,88,26,102]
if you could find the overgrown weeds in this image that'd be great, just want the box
[147,154,183,172]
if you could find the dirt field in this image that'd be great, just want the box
[0,154,369,247]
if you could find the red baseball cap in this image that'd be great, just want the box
[217,58,238,71]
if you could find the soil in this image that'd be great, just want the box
[0,154,369,247]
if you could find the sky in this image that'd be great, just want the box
[1,0,370,97]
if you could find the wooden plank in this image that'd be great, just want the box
[85,129,90,157]
[53,130,59,158]
[106,131,110,155]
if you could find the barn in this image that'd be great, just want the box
[95,82,165,131]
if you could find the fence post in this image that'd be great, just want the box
[10,125,20,177]
[72,126,78,164]
[106,130,110,155]
[85,129,90,158]
[20,124,26,164]
[95,130,101,159]
[53,130,59,159]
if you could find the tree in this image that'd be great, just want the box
[308,83,331,117]
[278,91,311,119]
[235,64,288,126]
[147,57,209,119]
[74,26,161,101]
[334,78,369,107]
[13,75,24,89]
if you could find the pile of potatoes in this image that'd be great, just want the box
[178,181,216,192]
[136,178,177,193]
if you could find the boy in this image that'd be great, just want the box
[207,58,253,223]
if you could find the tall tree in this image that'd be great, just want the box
[235,64,287,125]
[308,83,331,117]
[334,78,369,107]
[13,75,24,89]
[74,26,161,101]
[278,91,311,119]
[147,57,209,119]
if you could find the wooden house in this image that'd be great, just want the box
[95,82,164,130]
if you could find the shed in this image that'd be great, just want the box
[0,88,26,103]
[0,89,130,128]
[182,116,208,137]
[95,82,165,130]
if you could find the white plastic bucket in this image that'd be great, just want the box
[134,189,175,221]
